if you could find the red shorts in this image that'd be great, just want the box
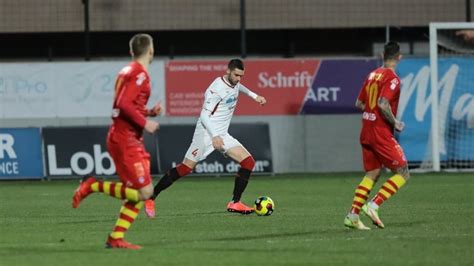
[107,136,151,189]
[360,128,407,172]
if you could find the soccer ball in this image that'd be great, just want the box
[254,196,274,216]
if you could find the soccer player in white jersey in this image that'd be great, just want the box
[144,59,267,216]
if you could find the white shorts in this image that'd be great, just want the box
[184,127,243,162]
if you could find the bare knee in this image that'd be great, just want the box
[393,165,410,180]
[138,184,153,201]
[182,158,197,170]
[366,168,382,182]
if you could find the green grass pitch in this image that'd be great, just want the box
[0,173,472,265]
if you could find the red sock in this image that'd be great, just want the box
[176,163,193,177]
[240,156,255,171]
[372,194,385,206]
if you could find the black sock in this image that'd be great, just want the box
[232,168,252,202]
[152,168,181,200]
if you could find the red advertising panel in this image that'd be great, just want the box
[165,59,320,116]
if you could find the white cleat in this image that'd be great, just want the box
[344,214,371,230]
[362,204,385,229]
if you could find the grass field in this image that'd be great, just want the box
[0,173,473,266]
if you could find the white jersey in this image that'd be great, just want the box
[184,76,257,162]
[197,76,257,137]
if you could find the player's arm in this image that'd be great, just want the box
[239,84,266,105]
[199,88,221,138]
[378,77,404,132]
[147,102,162,117]
[199,86,225,150]
[355,99,365,111]
[199,90,224,150]
[115,73,157,133]
[355,79,368,111]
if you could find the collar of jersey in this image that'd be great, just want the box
[221,76,236,88]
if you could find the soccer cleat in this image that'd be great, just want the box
[362,204,385,229]
[227,201,254,214]
[72,175,96,209]
[144,199,156,218]
[105,237,142,250]
[344,214,371,230]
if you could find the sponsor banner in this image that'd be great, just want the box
[0,128,43,179]
[165,59,319,116]
[0,61,165,118]
[397,58,474,163]
[301,59,379,114]
[42,127,159,177]
[157,124,273,174]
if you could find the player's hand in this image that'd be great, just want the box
[255,96,266,105]
[212,136,224,151]
[394,120,405,132]
[144,120,160,134]
[148,102,162,117]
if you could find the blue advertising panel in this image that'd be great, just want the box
[0,128,44,179]
[397,58,474,164]
[301,59,379,114]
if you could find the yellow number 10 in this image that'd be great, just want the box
[366,82,378,110]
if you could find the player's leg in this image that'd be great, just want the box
[145,128,213,217]
[107,150,154,249]
[363,138,409,228]
[224,136,255,214]
[345,144,380,230]
[150,158,196,201]
[72,144,144,208]
[144,158,196,218]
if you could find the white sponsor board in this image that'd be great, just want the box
[0,61,165,118]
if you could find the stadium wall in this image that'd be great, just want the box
[1,115,362,174]
[4,57,471,176]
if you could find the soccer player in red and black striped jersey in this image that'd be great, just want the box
[344,41,410,230]
[72,33,161,249]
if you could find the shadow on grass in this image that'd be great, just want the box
[146,228,349,247]
[56,218,115,224]
[161,211,226,217]
[0,245,107,254]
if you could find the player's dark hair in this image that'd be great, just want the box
[228,59,244,71]
[129,33,153,58]
[383,41,400,61]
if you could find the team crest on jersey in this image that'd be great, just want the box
[136,72,147,86]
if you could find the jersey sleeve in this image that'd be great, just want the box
[238,83,258,99]
[379,74,400,101]
[115,70,147,129]
[199,80,222,137]
[202,80,224,113]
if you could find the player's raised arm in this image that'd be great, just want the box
[239,84,266,105]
